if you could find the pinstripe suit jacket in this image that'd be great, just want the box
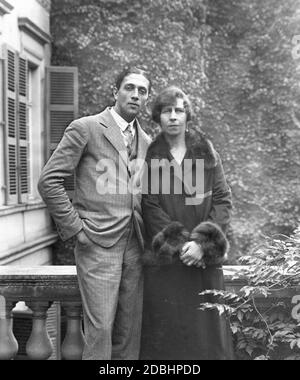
[38,107,151,249]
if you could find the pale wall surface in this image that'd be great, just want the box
[0,0,55,265]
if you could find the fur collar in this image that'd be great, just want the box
[146,129,218,169]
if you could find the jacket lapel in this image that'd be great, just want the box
[99,108,128,165]
[136,120,149,162]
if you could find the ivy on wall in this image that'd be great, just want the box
[36,0,51,12]
[50,0,300,261]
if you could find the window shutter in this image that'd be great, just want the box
[46,67,78,198]
[3,45,30,205]
[18,55,29,203]
[3,45,18,204]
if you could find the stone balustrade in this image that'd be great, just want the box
[0,265,299,360]
[0,266,83,360]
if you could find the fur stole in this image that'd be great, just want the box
[145,129,218,169]
[143,221,229,267]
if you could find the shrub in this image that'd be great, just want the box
[199,226,300,360]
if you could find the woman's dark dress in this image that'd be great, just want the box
[140,264,233,360]
[140,131,234,360]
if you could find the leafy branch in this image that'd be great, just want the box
[199,226,300,360]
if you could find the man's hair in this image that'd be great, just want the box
[115,66,152,93]
[152,86,193,124]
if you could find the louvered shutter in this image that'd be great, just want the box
[3,45,30,204]
[18,55,29,203]
[46,67,78,199]
[4,46,18,204]
[3,46,18,204]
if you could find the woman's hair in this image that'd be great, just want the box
[152,86,193,124]
[115,66,152,93]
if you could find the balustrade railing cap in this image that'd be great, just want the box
[0,266,80,302]
[0,265,299,302]
[0,265,243,280]
[0,266,76,278]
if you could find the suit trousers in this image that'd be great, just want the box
[74,223,143,360]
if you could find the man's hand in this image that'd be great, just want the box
[180,241,206,268]
[77,230,93,246]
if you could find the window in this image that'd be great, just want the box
[46,66,79,199]
[3,45,30,205]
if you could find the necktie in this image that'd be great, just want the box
[124,124,134,156]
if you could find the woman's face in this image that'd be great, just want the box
[160,98,187,138]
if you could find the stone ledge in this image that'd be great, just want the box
[0,233,58,265]
[18,17,52,45]
[0,266,299,302]
[0,265,241,280]
[0,201,47,217]
[0,265,79,302]
[0,265,246,303]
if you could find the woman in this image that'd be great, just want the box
[140,86,234,360]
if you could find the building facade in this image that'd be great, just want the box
[0,1,78,359]
[0,0,77,266]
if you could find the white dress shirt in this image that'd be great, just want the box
[110,107,136,149]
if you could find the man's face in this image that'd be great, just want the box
[113,73,150,122]
[160,98,187,138]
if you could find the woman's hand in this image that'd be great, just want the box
[180,241,206,268]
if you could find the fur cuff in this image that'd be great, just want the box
[190,221,229,266]
[143,222,189,266]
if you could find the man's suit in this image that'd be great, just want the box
[38,107,151,359]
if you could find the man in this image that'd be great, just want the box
[38,67,152,360]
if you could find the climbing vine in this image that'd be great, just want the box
[50,0,300,261]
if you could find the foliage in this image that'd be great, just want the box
[50,0,300,260]
[205,0,300,259]
[199,227,300,360]
[52,236,76,265]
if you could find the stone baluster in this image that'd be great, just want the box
[61,302,84,360]
[26,301,53,360]
[0,300,18,360]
